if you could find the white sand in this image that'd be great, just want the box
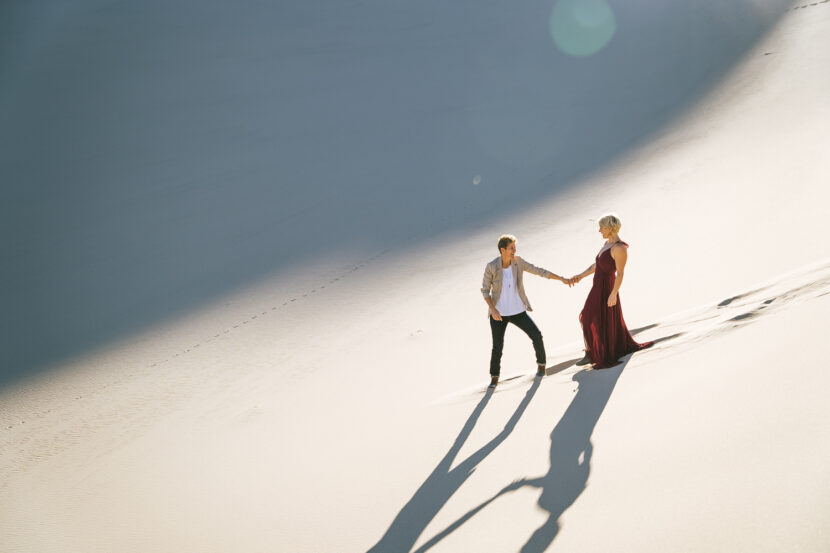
[3,2,830,553]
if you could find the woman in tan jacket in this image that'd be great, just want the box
[481,234,571,388]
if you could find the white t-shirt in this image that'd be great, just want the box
[495,266,525,317]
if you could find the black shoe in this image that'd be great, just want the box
[488,375,499,389]
[536,365,546,378]
[575,353,592,366]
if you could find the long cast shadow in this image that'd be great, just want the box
[367,378,541,553]
[414,358,630,553]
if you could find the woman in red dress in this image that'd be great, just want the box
[570,214,653,369]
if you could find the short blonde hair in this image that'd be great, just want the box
[497,234,517,252]
[598,214,621,233]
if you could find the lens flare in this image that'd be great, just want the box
[549,0,616,57]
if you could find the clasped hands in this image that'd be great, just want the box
[553,274,584,287]
[551,275,617,306]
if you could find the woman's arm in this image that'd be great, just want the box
[608,245,628,306]
[481,265,502,320]
[516,256,568,284]
[484,296,501,320]
[572,263,596,283]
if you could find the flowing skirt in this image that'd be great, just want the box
[579,281,652,369]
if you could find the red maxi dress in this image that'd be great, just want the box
[579,242,653,369]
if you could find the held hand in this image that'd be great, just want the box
[490,307,503,321]
[607,292,617,307]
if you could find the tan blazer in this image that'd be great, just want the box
[481,255,553,314]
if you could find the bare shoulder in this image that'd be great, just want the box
[610,242,628,258]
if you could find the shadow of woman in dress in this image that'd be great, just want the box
[413,357,630,553]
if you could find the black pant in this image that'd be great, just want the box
[489,311,546,376]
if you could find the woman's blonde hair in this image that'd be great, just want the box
[598,214,622,233]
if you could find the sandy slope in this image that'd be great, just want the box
[3,2,830,553]
[0,0,788,378]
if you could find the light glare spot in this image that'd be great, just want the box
[473,175,482,185]
[550,0,616,57]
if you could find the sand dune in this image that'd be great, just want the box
[2,1,830,552]
[1,0,789,381]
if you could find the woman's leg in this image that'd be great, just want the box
[510,312,546,368]
[489,315,508,376]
